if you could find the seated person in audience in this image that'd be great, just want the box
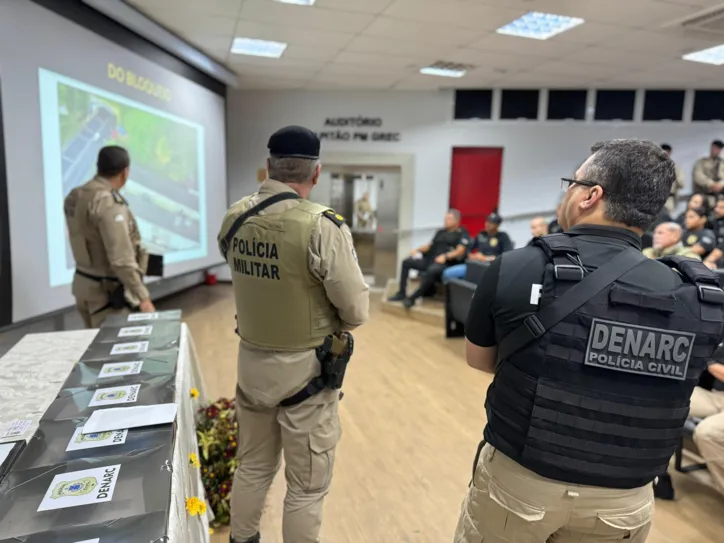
[526,216,549,246]
[642,222,699,260]
[675,193,709,227]
[642,208,673,250]
[548,204,563,234]
[441,212,513,284]
[388,209,469,306]
[702,196,724,269]
[656,361,724,500]
[682,207,717,260]
[691,362,724,495]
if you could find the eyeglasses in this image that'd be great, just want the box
[560,178,606,193]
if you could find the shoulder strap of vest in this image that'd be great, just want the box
[496,247,647,363]
[321,209,345,228]
[219,192,300,260]
[658,255,724,305]
[534,233,584,281]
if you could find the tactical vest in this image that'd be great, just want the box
[485,234,724,489]
[224,196,339,351]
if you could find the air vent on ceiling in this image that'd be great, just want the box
[676,4,724,36]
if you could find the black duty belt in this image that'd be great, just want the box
[75,270,119,283]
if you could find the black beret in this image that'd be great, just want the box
[486,212,502,225]
[713,140,724,149]
[268,125,320,159]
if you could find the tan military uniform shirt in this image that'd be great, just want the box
[693,157,724,199]
[65,176,149,306]
[666,165,685,212]
[221,179,369,407]
[355,198,373,229]
[643,243,700,260]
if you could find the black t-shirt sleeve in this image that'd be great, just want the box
[499,232,514,252]
[465,257,502,347]
[698,230,717,254]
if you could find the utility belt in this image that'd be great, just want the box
[75,270,133,315]
[279,332,354,407]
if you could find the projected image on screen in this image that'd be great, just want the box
[39,68,207,287]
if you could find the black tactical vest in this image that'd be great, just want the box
[485,234,724,489]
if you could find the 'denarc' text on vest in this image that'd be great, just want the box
[232,238,280,280]
[584,318,695,381]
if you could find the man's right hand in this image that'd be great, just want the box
[139,299,155,313]
[409,249,419,257]
[709,362,724,382]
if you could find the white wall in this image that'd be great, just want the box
[226,89,724,250]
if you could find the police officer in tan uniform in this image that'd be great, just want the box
[693,139,724,207]
[661,144,685,212]
[64,146,154,328]
[218,126,369,543]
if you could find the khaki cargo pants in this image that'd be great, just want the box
[691,386,724,494]
[455,444,654,543]
[230,385,341,543]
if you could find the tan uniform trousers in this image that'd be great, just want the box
[690,386,724,494]
[75,299,130,329]
[455,444,654,543]
[230,385,340,543]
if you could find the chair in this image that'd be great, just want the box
[674,417,707,473]
[445,261,490,338]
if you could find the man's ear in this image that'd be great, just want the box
[581,186,604,209]
[312,163,321,185]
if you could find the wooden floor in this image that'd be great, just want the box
[168,284,724,543]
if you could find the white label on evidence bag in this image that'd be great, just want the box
[88,385,140,408]
[66,426,128,452]
[109,341,149,356]
[0,419,32,439]
[37,465,121,512]
[118,325,153,338]
[127,312,159,322]
[98,361,144,379]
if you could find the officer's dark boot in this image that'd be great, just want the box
[654,472,675,500]
[230,533,260,543]
[388,291,406,302]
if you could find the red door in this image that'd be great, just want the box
[449,147,504,237]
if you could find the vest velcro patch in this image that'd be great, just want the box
[584,318,695,381]
[322,209,345,227]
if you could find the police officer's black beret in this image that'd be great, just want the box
[713,140,724,149]
[487,212,503,225]
[268,126,320,159]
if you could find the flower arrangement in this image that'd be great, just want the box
[196,397,238,526]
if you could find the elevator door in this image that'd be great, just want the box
[327,167,401,286]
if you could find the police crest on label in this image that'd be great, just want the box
[584,318,695,381]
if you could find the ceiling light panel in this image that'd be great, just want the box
[683,44,724,66]
[231,38,288,58]
[497,12,585,40]
[420,67,466,78]
[275,0,315,5]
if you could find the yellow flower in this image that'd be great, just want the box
[190,388,199,399]
[209,527,215,535]
[186,496,205,516]
[189,453,200,468]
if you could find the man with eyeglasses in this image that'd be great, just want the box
[455,140,724,543]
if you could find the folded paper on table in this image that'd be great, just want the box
[82,404,178,434]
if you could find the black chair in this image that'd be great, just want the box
[445,261,489,338]
[675,417,707,473]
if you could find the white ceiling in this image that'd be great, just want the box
[126,0,724,90]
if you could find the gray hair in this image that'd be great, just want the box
[657,221,683,240]
[581,140,674,230]
[267,157,319,184]
[447,209,461,222]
